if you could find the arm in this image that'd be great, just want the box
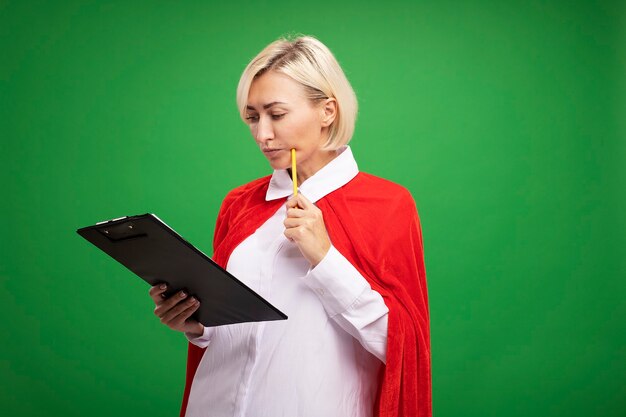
[303,245,388,363]
[184,325,215,348]
[148,187,243,348]
[148,284,206,339]
[284,193,390,362]
[181,188,241,348]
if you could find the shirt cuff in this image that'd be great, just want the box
[184,325,214,348]
[303,245,370,317]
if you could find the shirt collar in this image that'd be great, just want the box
[265,145,359,203]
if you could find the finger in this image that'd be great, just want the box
[161,296,199,324]
[284,226,306,241]
[286,194,315,211]
[174,301,201,326]
[163,301,200,330]
[149,283,168,305]
[286,196,300,209]
[286,207,307,218]
[285,217,312,229]
[295,193,314,209]
[154,290,189,316]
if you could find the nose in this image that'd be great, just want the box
[253,115,274,145]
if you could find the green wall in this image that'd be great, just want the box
[1,1,624,416]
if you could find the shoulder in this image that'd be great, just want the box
[343,172,417,212]
[223,175,272,202]
[218,175,273,215]
[321,171,420,237]
[320,172,424,260]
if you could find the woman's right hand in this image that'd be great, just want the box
[149,283,204,337]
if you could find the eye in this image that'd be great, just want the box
[245,114,259,123]
[272,113,286,120]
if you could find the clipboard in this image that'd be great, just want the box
[76,213,287,327]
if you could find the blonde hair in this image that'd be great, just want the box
[236,35,358,150]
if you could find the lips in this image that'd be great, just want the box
[262,148,283,154]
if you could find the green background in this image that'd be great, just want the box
[1,1,624,416]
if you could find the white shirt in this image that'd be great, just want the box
[185,146,389,417]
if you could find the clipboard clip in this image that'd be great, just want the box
[97,220,147,242]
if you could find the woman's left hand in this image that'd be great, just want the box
[284,194,331,267]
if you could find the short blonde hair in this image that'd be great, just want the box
[236,35,358,150]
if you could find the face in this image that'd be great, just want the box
[245,70,337,180]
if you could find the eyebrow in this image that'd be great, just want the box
[246,101,287,111]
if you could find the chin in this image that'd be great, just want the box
[264,152,291,171]
[268,160,291,171]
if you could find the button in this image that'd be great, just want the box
[316,288,326,296]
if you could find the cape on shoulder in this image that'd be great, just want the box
[180,172,431,417]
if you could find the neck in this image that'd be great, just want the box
[288,149,339,186]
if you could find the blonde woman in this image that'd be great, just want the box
[149,35,431,417]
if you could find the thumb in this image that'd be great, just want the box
[295,193,314,210]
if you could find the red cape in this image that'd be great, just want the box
[180,172,431,417]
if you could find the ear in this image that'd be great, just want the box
[320,98,337,127]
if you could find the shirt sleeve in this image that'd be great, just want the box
[184,325,215,349]
[303,245,389,363]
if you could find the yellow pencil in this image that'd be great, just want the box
[291,148,298,197]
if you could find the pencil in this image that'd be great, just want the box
[291,148,298,197]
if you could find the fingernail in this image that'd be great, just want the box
[160,284,167,290]
[180,291,187,298]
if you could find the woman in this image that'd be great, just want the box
[149,35,431,417]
